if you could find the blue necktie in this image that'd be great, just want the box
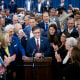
[46,23,48,31]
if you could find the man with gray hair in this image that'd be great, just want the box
[35,13,42,23]
[12,15,19,24]
[50,8,60,30]
[64,18,78,38]
[23,15,31,29]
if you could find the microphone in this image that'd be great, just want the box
[32,49,36,69]
[32,49,36,57]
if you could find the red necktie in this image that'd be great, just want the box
[37,39,40,52]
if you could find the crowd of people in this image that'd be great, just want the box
[0,0,80,80]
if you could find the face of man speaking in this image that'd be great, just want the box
[32,29,41,39]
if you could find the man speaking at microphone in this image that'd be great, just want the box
[26,26,51,58]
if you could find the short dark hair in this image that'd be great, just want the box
[43,12,50,17]
[74,11,80,15]
[32,26,40,32]
[5,9,10,13]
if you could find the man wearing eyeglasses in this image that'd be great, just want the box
[64,18,78,38]
[26,26,51,58]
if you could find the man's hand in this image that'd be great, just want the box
[22,56,30,60]
[35,53,42,58]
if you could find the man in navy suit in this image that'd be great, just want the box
[50,8,60,30]
[23,17,36,38]
[5,9,13,25]
[24,0,34,12]
[8,0,17,13]
[35,0,43,13]
[0,0,7,11]
[38,12,50,36]
[64,18,78,38]
[43,0,53,12]
[23,17,45,38]
[26,26,51,58]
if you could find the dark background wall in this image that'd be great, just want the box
[0,0,80,11]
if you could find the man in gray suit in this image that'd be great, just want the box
[50,8,60,30]
[24,0,34,12]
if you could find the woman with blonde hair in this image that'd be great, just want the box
[0,31,16,80]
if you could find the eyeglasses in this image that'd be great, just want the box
[33,32,41,34]
[68,23,74,24]
[14,20,18,21]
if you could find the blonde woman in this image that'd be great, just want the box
[0,31,16,80]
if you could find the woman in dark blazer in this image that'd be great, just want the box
[57,32,70,60]
[55,47,80,80]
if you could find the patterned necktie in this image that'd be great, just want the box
[37,39,40,52]
[46,23,48,32]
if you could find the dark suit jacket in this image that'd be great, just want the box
[43,0,53,7]
[26,36,51,57]
[8,3,17,13]
[24,0,34,12]
[56,62,80,80]
[43,0,53,12]
[35,3,43,13]
[0,3,7,10]
[38,21,45,30]
[38,21,50,36]
[23,26,46,38]
[64,26,78,38]
[23,26,31,38]
[5,15,13,25]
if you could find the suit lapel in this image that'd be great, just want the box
[32,37,37,50]
[43,21,46,30]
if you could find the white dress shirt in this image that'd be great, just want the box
[28,1,30,11]
[30,30,34,38]
[68,28,73,33]
[47,1,49,5]
[38,3,41,12]
[1,5,4,11]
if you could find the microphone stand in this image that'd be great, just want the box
[32,49,36,80]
